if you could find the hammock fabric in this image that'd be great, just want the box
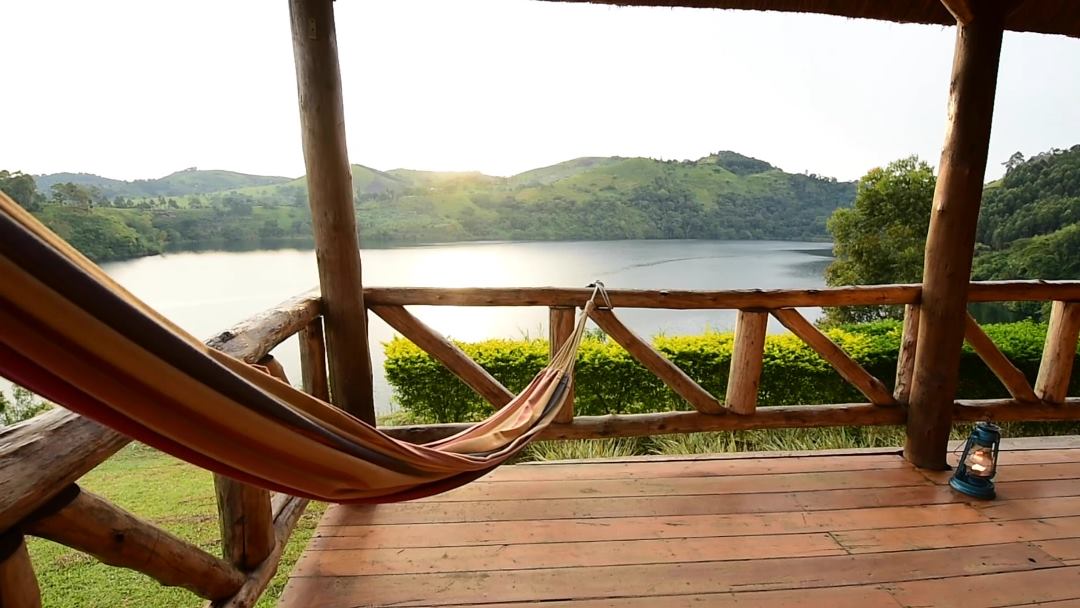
[0,192,597,503]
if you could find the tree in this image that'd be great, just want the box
[1003,151,1025,174]
[0,170,41,210]
[0,387,50,426]
[824,156,936,323]
[50,182,97,208]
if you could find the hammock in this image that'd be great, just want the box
[0,192,599,503]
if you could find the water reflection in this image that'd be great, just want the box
[99,239,834,413]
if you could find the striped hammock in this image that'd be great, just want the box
[0,192,597,503]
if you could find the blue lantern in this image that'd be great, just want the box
[950,422,1001,499]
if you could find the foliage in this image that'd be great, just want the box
[823,156,936,323]
[0,169,43,210]
[526,438,644,461]
[972,145,1080,320]
[646,421,1080,456]
[16,153,856,263]
[34,206,166,262]
[977,145,1080,249]
[384,319,1077,424]
[0,387,51,426]
[28,444,324,608]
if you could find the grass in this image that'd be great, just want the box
[28,444,325,608]
[524,421,1080,461]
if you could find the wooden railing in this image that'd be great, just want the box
[1,280,1078,606]
[373,280,1080,443]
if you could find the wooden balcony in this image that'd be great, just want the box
[279,436,1080,608]
[2,280,1078,607]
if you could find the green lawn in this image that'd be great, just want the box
[27,444,325,608]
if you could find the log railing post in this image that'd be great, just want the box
[213,479,274,573]
[289,0,376,423]
[1036,301,1080,404]
[299,317,331,402]
[904,3,1005,469]
[549,306,577,423]
[213,355,290,573]
[725,310,768,415]
[894,304,920,403]
[0,534,41,608]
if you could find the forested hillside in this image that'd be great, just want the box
[974,146,1080,281]
[0,152,856,261]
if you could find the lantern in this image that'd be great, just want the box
[949,422,1001,499]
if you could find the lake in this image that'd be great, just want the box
[98,239,833,414]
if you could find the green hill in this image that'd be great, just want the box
[6,152,857,261]
[974,145,1080,282]
[34,168,293,198]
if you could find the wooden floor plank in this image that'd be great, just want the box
[481,454,911,482]
[833,516,1080,553]
[1034,538,1080,562]
[310,503,986,550]
[321,478,1080,525]
[280,543,1056,607]
[281,441,1080,608]
[430,585,903,608]
[417,468,932,503]
[293,533,846,577]
[920,462,1080,485]
[886,565,1080,607]
[979,496,1080,521]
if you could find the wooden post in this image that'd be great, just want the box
[905,3,1005,469]
[549,307,577,423]
[213,356,286,573]
[725,310,769,415]
[894,304,920,403]
[289,0,376,423]
[1036,301,1080,403]
[214,478,275,572]
[0,534,41,608]
[299,317,331,401]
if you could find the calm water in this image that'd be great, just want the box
[98,240,832,413]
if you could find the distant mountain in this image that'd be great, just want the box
[34,168,293,198]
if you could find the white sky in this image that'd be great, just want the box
[4,0,1080,182]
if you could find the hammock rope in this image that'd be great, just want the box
[0,192,600,503]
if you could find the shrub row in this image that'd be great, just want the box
[383,319,1079,424]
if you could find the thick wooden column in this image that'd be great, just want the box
[289,0,376,423]
[904,3,1005,469]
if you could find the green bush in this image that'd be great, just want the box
[384,319,1080,424]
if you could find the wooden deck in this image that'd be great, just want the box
[279,437,1080,607]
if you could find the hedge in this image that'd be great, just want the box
[383,319,1080,424]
